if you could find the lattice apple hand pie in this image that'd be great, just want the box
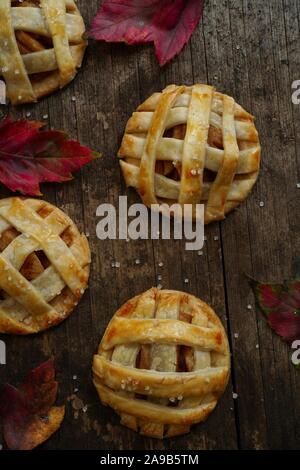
[0,0,87,105]
[0,197,90,334]
[93,288,230,438]
[118,84,261,223]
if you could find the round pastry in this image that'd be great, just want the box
[118,84,261,223]
[0,0,87,105]
[0,197,90,334]
[93,288,230,439]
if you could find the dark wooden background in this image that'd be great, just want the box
[0,0,299,450]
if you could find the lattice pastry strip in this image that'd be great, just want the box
[93,289,230,438]
[0,0,86,104]
[110,289,157,432]
[0,198,90,335]
[167,297,213,437]
[11,4,84,42]
[139,292,179,438]
[40,0,75,86]
[118,84,261,223]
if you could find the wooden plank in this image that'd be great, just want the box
[282,0,300,447]
[221,0,300,450]
[0,0,299,451]
[215,0,269,449]
[241,0,298,450]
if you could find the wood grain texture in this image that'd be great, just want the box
[0,0,299,450]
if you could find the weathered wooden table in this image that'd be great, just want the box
[0,0,299,450]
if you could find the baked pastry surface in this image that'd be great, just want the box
[0,197,90,334]
[0,0,86,105]
[93,288,230,438]
[118,84,261,223]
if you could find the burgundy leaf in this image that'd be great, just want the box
[269,311,300,343]
[249,277,300,344]
[89,0,205,65]
[0,116,100,196]
[0,359,65,450]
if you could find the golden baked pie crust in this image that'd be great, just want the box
[0,197,90,334]
[93,288,230,439]
[0,0,86,105]
[118,84,261,223]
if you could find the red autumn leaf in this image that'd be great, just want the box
[89,0,205,65]
[0,116,100,196]
[249,278,300,343]
[0,358,65,450]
